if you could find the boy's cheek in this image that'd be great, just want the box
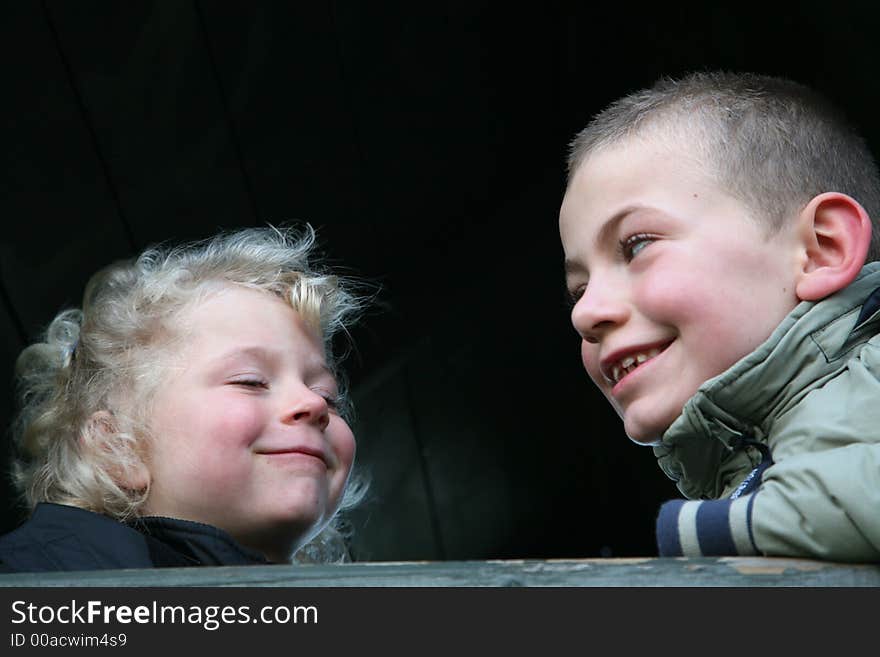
[580,341,624,419]
[580,338,593,366]
[581,340,608,379]
[633,271,689,318]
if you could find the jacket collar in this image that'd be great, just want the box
[130,516,269,566]
[654,262,880,499]
[0,504,270,572]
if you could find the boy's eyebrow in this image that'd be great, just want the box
[596,204,641,247]
[563,204,642,277]
[563,258,586,277]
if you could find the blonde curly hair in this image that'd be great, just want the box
[11,225,369,563]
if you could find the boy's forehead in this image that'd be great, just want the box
[578,128,708,178]
[564,133,722,216]
[559,134,761,263]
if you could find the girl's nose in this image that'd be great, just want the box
[283,389,330,431]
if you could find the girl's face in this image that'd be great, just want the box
[142,285,355,562]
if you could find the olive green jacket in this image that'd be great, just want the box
[654,262,880,561]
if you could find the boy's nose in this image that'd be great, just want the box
[571,285,629,344]
[283,389,331,431]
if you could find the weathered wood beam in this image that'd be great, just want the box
[1,557,878,587]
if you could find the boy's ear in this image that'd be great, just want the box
[795,192,872,301]
[82,410,150,491]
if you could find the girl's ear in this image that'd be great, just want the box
[83,410,151,492]
[795,192,872,301]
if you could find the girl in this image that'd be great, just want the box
[0,225,368,572]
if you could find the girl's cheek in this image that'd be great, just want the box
[209,402,266,446]
[334,422,357,471]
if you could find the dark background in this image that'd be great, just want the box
[2,1,878,561]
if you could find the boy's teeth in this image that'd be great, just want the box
[611,347,663,384]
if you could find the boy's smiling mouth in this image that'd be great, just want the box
[601,340,673,386]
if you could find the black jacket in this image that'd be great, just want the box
[0,503,268,573]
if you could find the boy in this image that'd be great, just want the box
[560,72,880,561]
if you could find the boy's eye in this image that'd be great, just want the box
[566,284,586,308]
[619,233,656,262]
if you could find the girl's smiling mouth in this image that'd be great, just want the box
[256,445,330,468]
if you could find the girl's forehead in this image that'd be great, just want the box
[172,285,325,354]
[174,284,293,328]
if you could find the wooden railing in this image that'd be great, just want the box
[1,557,878,586]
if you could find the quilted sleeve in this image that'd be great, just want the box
[656,443,880,561]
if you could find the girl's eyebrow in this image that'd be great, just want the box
[214,345,334,379]
[213,345,276,364]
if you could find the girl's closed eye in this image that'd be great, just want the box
[229,377,268,389]
[311,387,340,410]
[321,393,341,410]
[618,232,657,262]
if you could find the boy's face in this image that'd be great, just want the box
[560,137,803,443]
[143,285,355,561]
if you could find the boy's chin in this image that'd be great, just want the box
[622,416,666,446]
[626,432,663,446]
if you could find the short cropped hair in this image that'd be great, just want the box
[11,225,369,563]
[567,71,880,261]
